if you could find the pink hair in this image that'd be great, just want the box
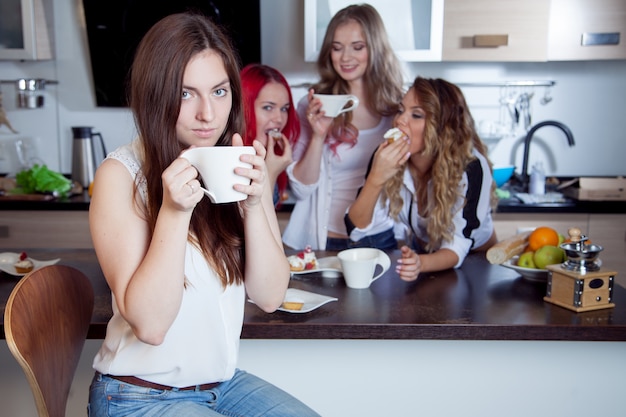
[240,64,300,200]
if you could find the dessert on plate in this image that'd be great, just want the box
[281,301,304,310]
[14,251,34,274]
[287,245,318,272]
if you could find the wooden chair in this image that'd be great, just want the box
[4,265,94,417]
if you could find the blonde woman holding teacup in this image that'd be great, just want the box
[283,3,404,251]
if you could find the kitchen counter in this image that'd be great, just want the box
[496,196,626,213]
[2,190,625,214]
[1,248,624,341]
[0,191,91,211]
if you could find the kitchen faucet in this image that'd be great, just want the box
[520,120,575,188]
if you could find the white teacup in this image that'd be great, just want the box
[338,248,391,289]
[181,146,255,204]
[313,94,359,117]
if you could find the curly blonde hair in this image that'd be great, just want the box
[383,77,496,251]
[314,4,404,151]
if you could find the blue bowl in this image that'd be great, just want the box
[493,165,515,187]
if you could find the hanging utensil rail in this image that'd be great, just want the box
[456,80,555,87]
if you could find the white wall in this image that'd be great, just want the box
[0,0,625,177]
[2,339,625,417]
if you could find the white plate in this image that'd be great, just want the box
[249,288,338,314]
[501,256,549,282]
[290,256,342,277]
[0,252,61,276]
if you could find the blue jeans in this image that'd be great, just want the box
[88,370,320,417]
[326,228,397,251]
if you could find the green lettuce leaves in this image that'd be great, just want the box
[13,164,72,197]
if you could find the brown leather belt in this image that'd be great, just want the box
[106,374,220,391]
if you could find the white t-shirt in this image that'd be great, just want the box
[92,142,245,387]
[283,96,392,250]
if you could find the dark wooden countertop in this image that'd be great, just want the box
[1,190,624,214]
[1,248,625,341]
[0,191,91,211]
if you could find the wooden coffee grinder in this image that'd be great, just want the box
[544,227,617,312]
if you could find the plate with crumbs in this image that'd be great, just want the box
[0,252,61,277]
[249,288,338,314]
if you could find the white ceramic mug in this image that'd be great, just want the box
[313,94,359,117]
[338,248,391,289]
[181,146,255,204]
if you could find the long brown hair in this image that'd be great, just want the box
[385,77,496,251]
[129,12,245,286]
[314,4,404,149]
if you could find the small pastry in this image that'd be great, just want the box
[268,130,282,140]
[14,252,34,274]
[281,301,304,311]
[287,245,318,272]
[287,245,317,272]
[384,127,404,144]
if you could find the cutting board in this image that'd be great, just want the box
[0,193,56,201]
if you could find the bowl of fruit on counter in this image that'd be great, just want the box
[487,226,567,282]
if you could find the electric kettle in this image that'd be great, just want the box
[71,126,107,188]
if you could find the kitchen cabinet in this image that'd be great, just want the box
[0,0,53,60]
[492,212,589,240]
[442,0,551,62]
[587,214,626,281]
[304,0,444,62]
[0,211,92,249]
[548,0,626,61]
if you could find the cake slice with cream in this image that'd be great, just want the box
[384,127,404,144]
[287,245,318,272]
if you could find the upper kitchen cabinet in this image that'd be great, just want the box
[442,0,551,62]
[304,0,444,62]
[0,0,53,60]
[548,0,626,61]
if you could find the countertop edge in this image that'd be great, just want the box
[2,195,625,214]
[74,323,626,342]
[239,323,626,341]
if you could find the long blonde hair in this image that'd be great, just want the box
[314,4,404,151]
[384,77,496,251]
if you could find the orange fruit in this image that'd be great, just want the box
[528,226,559,252]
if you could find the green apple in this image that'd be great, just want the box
[518,251,536,269]
[533,245,564,269]
[558,233,566,245]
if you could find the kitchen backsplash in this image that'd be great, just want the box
[0,0,624,178]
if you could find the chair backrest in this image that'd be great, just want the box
[4,265,94,417]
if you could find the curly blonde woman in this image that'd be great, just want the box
[346,77,498,280]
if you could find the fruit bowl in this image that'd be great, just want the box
[501,256,550,283]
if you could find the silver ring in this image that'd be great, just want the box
[188,183,196,194]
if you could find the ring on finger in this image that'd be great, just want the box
[187,182,196,194]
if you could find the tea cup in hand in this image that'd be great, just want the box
[181,146,255,204]
[313,94,359,117]
[338,248,391,289]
